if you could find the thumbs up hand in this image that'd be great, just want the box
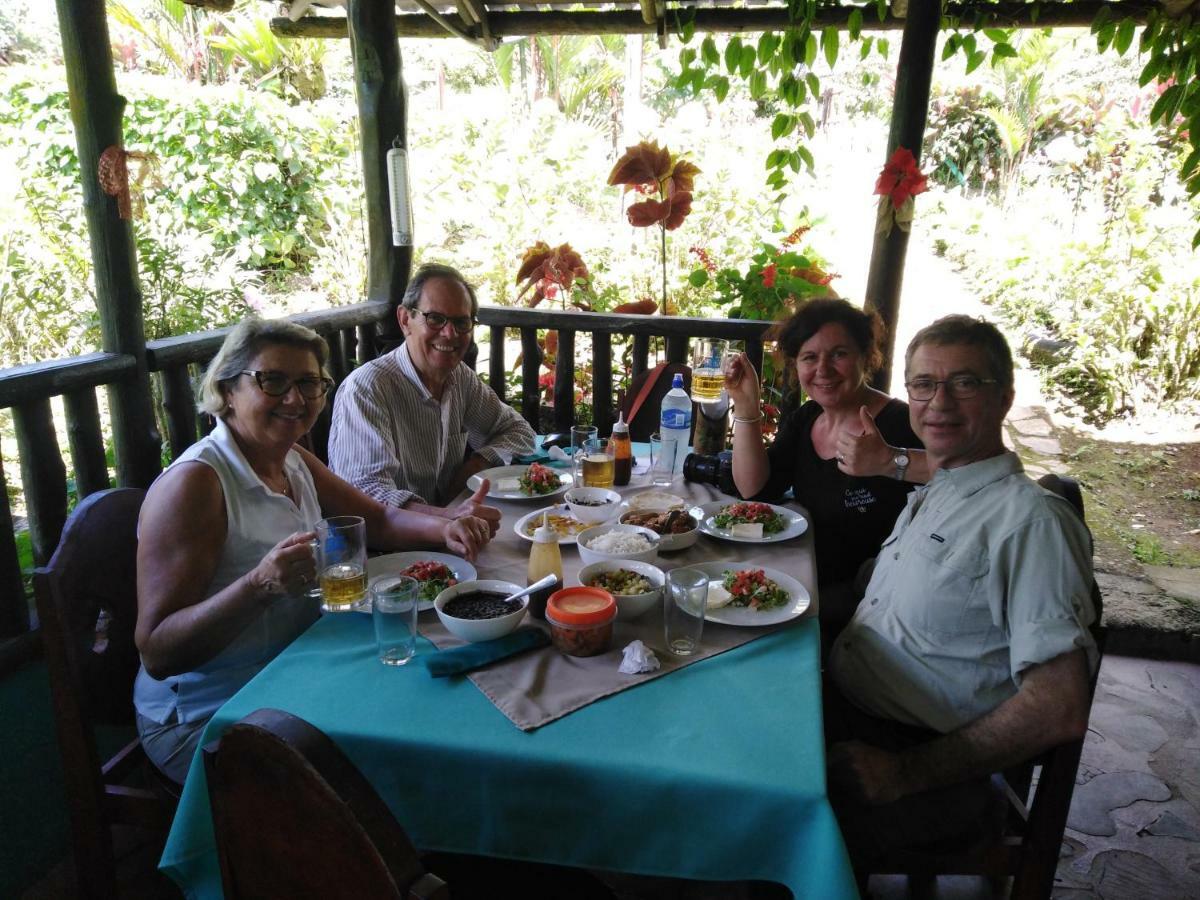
[834,405,893,478]
[448,478,501,537]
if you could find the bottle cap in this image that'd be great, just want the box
[533,511,557,544]
[612,411,628,435]
[672,374,684,389]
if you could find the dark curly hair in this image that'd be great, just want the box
[768,297,885,380]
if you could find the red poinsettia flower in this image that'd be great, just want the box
[874,147,929,210]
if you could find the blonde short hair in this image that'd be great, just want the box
[197,317,330,418]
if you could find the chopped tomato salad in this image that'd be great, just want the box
[399,561,458,602]
[712,501,786,535]
[519,463,561,495]
[721,568,790,611]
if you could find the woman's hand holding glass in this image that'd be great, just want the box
[724,353,762,416]
[247,531,318,598]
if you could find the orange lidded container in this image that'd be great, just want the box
[545,587,616,657]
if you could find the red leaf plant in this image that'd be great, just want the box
[515,241,591,309]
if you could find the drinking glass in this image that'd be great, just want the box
[575,437,616,488]
[372,575,419,666]
[571,425,599,486]
[648,432,673,488]
[691,339,731,402]
[664,568,708,656]
[316,516,367,612]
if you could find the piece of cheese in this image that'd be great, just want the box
[706,581,733,609]
[730,522,764,539]
[498,477,523,492]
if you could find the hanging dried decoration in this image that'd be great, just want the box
[98,145,158,220]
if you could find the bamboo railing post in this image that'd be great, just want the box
[592,332,614,435]
[0,463,28,637]
[553,329,576,432]
[54,0,161,489]
[63,388,111,498]
[160,365,198,462]
[520,327,541,428]
[488,325,507,403]
[863,0,940,392]
[357,323,378,363]
[13,399,68,568]
[347,0,410,345]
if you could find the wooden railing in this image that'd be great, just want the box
[0,304,774,640]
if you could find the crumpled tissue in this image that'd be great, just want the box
[619,640,660,674]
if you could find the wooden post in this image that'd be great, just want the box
[863,0,940,391]
[55,0,162,488]
[347,0,411,345]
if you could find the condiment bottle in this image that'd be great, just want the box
[611,411,632,486]
[526,512,563,621]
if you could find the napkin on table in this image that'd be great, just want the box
[425,627,551,677]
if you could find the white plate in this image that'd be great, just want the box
[514,504,589,545]
[694,500,808,544]
[673,561,810,627]
[468,465,573,501]
[366,552,478,611]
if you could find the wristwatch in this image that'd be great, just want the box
[892,451,911,481]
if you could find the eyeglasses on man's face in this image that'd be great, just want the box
[410,307,477,334]
[904,375,998,402]
[240,370,334,399]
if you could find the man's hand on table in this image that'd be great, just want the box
[827,740,908,806]
[442,515,491,562]
[447,480,502,536]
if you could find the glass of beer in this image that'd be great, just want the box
[576,437,615,488]
[691,338,732,401]
[315,516,367,612]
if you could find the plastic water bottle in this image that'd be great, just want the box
[654,374,692,486]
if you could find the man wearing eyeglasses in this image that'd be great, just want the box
[329,264,535,528]
[822,315,1098,873]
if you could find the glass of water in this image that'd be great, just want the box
[664,568,708,656]
[371,576,419,666]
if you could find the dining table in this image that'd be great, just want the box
[158,455,859,899]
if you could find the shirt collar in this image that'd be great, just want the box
[929,450,1023,499]
[211,418,273,494]
[395,342,438,404]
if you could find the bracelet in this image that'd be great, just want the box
[732,414,763,424]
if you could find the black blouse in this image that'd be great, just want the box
[752,398,922,585]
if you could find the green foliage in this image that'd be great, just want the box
[924,87,1005,190]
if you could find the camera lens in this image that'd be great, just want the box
[682,453,721,486]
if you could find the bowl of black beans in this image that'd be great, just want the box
[435,580,528,642]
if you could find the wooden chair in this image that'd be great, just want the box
[869,474,1106,899]
[33,487,178,900]
[203,708,450,900]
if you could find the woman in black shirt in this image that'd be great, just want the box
[726,298,929,642]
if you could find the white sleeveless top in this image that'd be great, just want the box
[133,419,322,725]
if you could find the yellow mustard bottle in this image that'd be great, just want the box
[527,512,563,620]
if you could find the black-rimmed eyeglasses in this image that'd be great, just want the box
[240,370,334,399]
[410,308,477,334]
[904,375,998,401]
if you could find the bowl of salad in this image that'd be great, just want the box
[577,559,665,620]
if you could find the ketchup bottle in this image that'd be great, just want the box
[611,412,632,487]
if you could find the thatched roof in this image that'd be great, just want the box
[182,2,1158,50]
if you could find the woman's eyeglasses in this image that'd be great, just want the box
[240,370,334,399]
[904,375,997,401]
[410,308,477,334]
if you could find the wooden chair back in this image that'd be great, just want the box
[203,708,450,900]
[33,487,177,900]
[871,474,1105,899]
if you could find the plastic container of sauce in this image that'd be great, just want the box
[545,587,616,657]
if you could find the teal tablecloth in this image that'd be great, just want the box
[160,612,856,898]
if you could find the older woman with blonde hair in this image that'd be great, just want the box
[133,317,492,783]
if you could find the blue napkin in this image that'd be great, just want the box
[424,627,551,677]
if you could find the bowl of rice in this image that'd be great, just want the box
[577,559,665,620]
[576,523,660,566]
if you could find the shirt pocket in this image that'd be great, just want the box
[905,538,991,635]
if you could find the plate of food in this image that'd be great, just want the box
[623,490,689,512]
[617,506,700,552]
[695,500,807,544]
[672,561,810,627]
[514,505,590,545]
[366,552,477,611]
[468,464,573,500]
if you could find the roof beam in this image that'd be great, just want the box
[270,2,1155,41]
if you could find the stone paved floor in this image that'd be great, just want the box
[870,654,1200,900]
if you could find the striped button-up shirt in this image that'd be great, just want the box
[328,343,535,507]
